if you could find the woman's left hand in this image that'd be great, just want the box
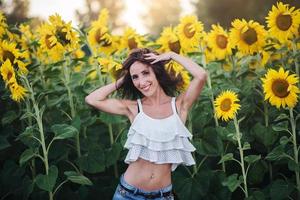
[144,52,174,64]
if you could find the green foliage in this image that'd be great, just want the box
[35,166,58,192]
[0,16,300,200]
[64,171,92,185]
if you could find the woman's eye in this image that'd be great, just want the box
[143,71,149,75]
[132,75,138,80]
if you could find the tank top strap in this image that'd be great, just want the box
[137,99,143,112]
[171,97,177,114]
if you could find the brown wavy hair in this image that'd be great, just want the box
[117,48,183,99]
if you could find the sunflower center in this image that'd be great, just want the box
[220,98,232,112]
[216,35,228,49]
[184,23,195,38]
[95,29,105,43]
[168,40,181,54]
[56,27,71,46]
[7,71,12,81]
[128,37,137,49]
[276,14,292,31]
[100,38,112,47]
[45,35,55,49]
[96,32,112,47]
[272,79,290,98]
[241,28,257,45]
[3,50,15,63]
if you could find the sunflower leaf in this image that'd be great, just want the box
[218,153,234,164]
[244,155,261,164]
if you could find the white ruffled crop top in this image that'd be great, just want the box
[124,97,196,171]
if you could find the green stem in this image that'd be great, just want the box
[233,115,248,198]
[53,180,68,197]
[62,63,81,171]
[187,113,198,176]
[292,42,300,88]
[263,102,269,127]
[263,102,273,181]
[192,156,208,177]
[230,55,238,83]
[268,147,273,182]
[207,72,219,127]
[23,76,53,200]
[202,50,225,172]
[289,108,300,197]
[63,64,76,118]
[201,49,219,127]
[38,64,48,103]
[25,99,37,179]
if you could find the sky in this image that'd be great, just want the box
[28,0,194,34]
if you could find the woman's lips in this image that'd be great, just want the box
[141,84,151,92]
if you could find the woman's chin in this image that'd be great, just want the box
[140,90,153,97]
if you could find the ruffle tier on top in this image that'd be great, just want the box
[124,98,196,171]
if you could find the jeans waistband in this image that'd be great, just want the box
[120,173,172,196]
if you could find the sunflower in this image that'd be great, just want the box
[15,60,28,75]
[98,57,122,80]
[37,14,79,61]
[0,59,16,85]
[18,24,35,59]
[36,47,53,65]
[19,24,35,44]
[203,46,215,63]
[87,9,118,55]
[119,27,146,51]
[222,61,233,72]
[87,70,97,80]
[206,24,232,60]
[247,52,269,71]
[0,41,29,73]
[48,14,79,50]
[266,2,300,43]
[96,8,109,27]
[88,28,117,55]
[165,60,190,91]
[0,12,8,38]
[73,48,85,59]
[261,51,271,67]
[176,15,204,53]
[230,19,266,55]
[214,90,241,122]
[37,23,64,61]
[9,81,27,102]
[202,32,219,63]
[261,67,299,109]
[156,26,182,54]
[0,41,21,64]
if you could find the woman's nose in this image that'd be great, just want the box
[139,77,147,86]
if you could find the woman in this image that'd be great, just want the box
[85,48,207,199]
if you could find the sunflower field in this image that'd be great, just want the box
[1,2,300,200]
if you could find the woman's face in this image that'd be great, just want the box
[129,61,160,97]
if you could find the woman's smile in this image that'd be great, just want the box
[141,84,151,92]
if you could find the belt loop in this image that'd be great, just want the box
[160,189,163,197]
[133,187,138,195]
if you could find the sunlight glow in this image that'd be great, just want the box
[28,0,194,34]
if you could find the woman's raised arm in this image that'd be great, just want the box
[85,76,131,116]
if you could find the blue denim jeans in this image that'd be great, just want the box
[112,173,174,200]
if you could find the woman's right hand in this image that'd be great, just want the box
[144,52,175,64]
